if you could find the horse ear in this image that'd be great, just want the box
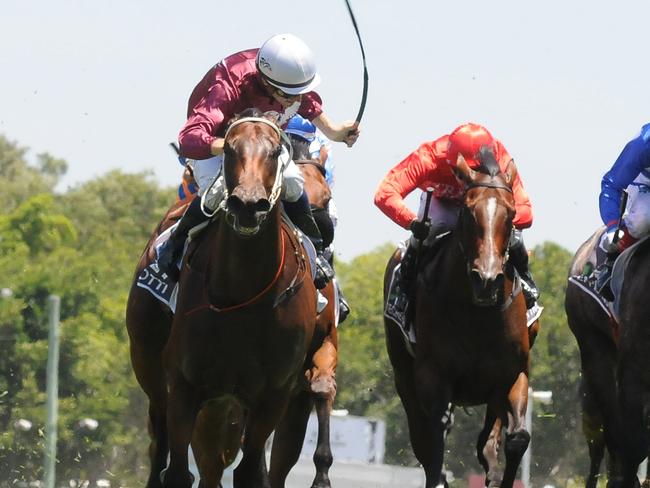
[318,145,329,167]
[451,154,475,184]
[261,111,281,125]
[503,159,518,187]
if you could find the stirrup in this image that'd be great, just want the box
[317,291,328,314]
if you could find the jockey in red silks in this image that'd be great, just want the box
[374,123,541,318]
[157,33,360,287]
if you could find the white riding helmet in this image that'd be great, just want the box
[256,33,321,95]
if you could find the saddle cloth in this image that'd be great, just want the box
[136,213,321,314]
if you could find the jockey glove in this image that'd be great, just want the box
[409,219,431,241]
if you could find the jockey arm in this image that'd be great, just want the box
[312,113,359,148]
[374,143,434,229]
[599,124,650,230]
[178,77,238,160]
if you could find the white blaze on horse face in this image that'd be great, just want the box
[485,197,498,270]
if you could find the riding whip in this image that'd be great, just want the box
[342,0,368,126]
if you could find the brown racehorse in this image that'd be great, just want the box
[566,229,650,488]
[383,152,531,488]
[126,198,189,488]
[128,111,317,488]
[268,134,339,488]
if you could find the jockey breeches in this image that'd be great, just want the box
[417,194,460,235]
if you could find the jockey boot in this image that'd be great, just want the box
[399,242,419,297]
[338,286,351,324]
[596,231,637,300]
[157,197,209,281]
[509,231,540,310]
[595,252,617,301]
[283,192,334,289]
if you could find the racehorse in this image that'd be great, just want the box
[566,229,650,488]
[268,133,339,488]
[128,111,317,488]
[383,152,531,488]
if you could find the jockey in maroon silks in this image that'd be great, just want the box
[157,33,359,289]
[375,123,541,319]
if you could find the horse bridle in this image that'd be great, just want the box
[458,178,515,271]
[217,117,294,227]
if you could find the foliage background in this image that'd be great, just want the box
[0,135,592,486]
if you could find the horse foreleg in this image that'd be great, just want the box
[581,378,606,488]
[234,386,293,488]
[307,336,337,488]
[163,373,201,488]
[477,408,503,487]
[501,372,531,488]
[310,391,335,488]
[269,390,314,488]
[146,399,169,488]
[193,400,245,488]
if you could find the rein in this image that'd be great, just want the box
[295,159,327,178]
[183,224,306,315]
[466,180,513,193]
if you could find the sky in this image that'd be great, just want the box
[2,0,650,261]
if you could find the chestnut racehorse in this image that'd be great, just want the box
[566,230,650,488]
[384,151,531,488]
[268,133,339,488]
[128,111,317,488]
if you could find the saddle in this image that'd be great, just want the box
[568,230,650,324]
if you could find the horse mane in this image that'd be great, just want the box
[227,108,265,128]
[477,146,500,177]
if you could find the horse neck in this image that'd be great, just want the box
[207,207,283,301]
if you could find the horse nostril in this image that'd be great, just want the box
[470,269,486,290]
[226,195,245,213]
[254,198,271,213]
[493,273,505,291]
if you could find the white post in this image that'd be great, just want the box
[521,387,533,488]
[43,295,60,488]
[521,390,553,488]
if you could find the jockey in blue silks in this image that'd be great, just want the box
[284,114,349,322]
[596,122,650,297]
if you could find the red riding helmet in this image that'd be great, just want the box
[447,123,496,168]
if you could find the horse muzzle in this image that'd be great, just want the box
[469,269,505,306]
[225,185,272,236]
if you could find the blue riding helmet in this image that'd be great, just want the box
[285,115,317,141]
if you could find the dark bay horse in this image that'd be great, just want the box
[268,134,339,488]
[384,153,531,488]
[128,113,317,488]
[566,230,650,488]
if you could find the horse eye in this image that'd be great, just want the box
[223,143,235,157]
[270,145,283,159]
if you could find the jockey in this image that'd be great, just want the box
[284,114,350,322]
[595,122,650,298]
[157,33,360,286]
[374,123,540,318]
